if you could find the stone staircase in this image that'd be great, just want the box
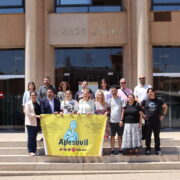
[0,135,180,175]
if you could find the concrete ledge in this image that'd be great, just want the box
[0,147,44,155]
[0,170,180,176]
[1,162,180,171]
[1,140,180,147]
[0,152,179,163]
[0,141,44,147]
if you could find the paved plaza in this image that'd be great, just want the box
[0,170,180,180]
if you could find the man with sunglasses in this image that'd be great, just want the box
[117,78,132,103]
[134,75,152,104]
[134,75,152,140]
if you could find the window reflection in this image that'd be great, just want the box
[153,76,180,128]
[56,7,88,13]
[0,0,24,14]
[153,46,180,128]
[0,0,22,6]
[152,0,180,11]
[55,48,123,93]
[0,49,25,75]
[89,6,121,12]
[153,47,180,73]
[60,0,91,5]
[55,0,122,13]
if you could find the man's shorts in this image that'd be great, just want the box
[109,122,123,136]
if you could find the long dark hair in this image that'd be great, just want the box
[99,78,109,90]
[59,81,70,91]
[27,81,36,91]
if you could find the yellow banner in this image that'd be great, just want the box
[41,114,107,156]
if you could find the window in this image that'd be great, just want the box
[0,49,25,75]
[153,46,180,128]
[153,47,180,73]
[55,0,122,13]
[55,48,123,93]
[152,0,180,11]
[0,0,24,13]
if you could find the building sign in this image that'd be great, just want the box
[49,13,127,45]
[52,27,124,36]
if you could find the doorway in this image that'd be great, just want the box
[153,74,180,128]
[0,76,24,129]
[55,47,123,94]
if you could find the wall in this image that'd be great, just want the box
[0,14,25,48]
[48,12,127,47]
[151,12,180,45]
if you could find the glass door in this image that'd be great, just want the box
[0,77,24,129]
[153,75,180,128]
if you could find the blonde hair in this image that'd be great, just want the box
[95,90,106,105]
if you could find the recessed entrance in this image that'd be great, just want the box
[55,47,123,94]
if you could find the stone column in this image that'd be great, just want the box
[122,0,133,89]
[44,0,55,85]
[131,0,152,87]
[25,0,45,89]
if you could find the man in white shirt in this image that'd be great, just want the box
[134,75,152,104]
[134,75,152,140]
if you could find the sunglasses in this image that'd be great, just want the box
[120,82,126,84]
[139,78,145,80]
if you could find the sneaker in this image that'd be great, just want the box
[117,150,123,156]
[29,152,36,156]
[145,150,151,155]
[155,150,163,155]
[110,150,115,156]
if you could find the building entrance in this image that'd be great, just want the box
[55,47,123,95]
[153,74,180,128]
[0,76,24,129]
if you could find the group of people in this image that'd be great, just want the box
[23,75,168,156]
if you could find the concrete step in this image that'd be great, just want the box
[1,140,180,148]
[1,162,180,171]
[0,147,44,155]
[0,146,179,156]
[0,147,179,163]
[0,170,179,176]
[0,141,44,148]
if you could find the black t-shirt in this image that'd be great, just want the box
[141,97,164,120]
[123,102,141,123]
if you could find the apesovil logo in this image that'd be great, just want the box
[58,120,88,150]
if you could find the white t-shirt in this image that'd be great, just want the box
[134,84,152,103]
[108,97,126,123]
[61,99,79,114]
[78,99,95,114]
